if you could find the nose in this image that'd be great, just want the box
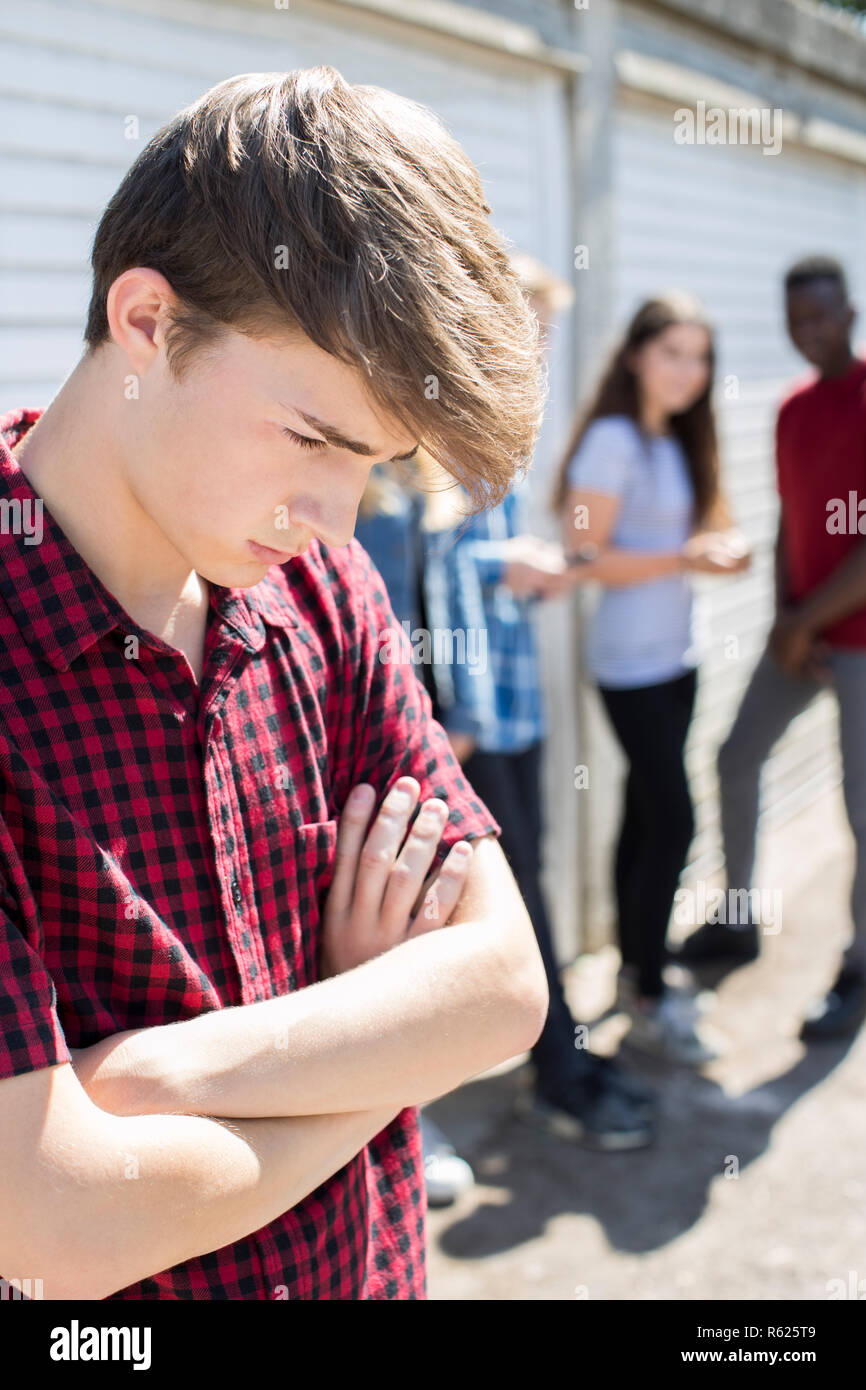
[287,496,360,550]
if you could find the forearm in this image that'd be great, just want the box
[774,515,790,614]
[78,916,543,1121]
[40,1097,398,1300]
[774,543,788,612]
[789,541,866,633]
[573,548,685,588]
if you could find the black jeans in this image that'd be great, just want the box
[461,740,584,1097]
[597,668,698,998]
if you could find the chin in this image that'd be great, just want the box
[197,555,270,589]
[794,346,825,368]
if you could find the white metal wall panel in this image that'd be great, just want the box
[0,0,570,408]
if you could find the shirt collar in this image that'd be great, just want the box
[0,406,298,674]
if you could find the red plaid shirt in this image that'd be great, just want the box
[0,406,501,1300]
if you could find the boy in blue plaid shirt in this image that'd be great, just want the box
[434,260,657,1147]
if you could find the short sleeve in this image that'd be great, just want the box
[0,890,70,1082]
[565,416,640,497]
[338,540,502,871]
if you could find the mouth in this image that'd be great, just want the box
[247,538,304,563]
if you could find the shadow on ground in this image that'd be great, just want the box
[427,1029,854,1261]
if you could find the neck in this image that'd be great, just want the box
[638,400,670,436]
[9,353,208,643]
[819,348,856,381]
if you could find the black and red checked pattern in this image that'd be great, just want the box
[0,406,502,1300]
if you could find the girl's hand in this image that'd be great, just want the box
[682,530,750,574]
[319,777,475,979]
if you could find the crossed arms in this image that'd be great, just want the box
[0,778,548,1300]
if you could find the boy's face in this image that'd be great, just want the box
[124,323,420,588]
[785,279,854,372]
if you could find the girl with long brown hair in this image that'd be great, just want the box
[553,292,749,1064]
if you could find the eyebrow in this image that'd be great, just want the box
[289,407,420,465]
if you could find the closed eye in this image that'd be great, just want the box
[280,426,328,452]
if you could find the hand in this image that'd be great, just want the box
[319,777,475,979]
[501,535,568,598]
[682,530,751,574]
[769,609,829,678]
[802,639,833,682]
[447,732,476,764]
[717,529,751,571]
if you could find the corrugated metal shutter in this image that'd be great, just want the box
[581,86,866,939]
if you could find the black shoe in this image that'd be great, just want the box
[672,919,759,966]
[514,1075,654,1151]
[583,1052,657,1117]
[800,966,866,1040]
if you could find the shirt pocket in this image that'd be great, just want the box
[295,818,340,899]
[292,819,340,985]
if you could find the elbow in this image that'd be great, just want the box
[496,926,550,1053]
[514,961,551,1052]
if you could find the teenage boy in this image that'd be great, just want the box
[0,67,550,1301]
[676,256,866,1039]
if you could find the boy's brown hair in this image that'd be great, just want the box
[85,66,546,513]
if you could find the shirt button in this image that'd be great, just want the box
[231,876,243,909]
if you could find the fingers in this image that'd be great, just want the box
[326,781,379,920]
[328,779,474,971]
[377,797,450,936]
[350,776,422,927]
[406,840,474,938]
[542,570,577,599]
[804,643,832,683]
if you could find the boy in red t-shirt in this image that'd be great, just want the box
[676,256,866,1039]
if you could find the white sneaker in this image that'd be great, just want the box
[626,990,726,1065]
[420,1113,475,1207]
